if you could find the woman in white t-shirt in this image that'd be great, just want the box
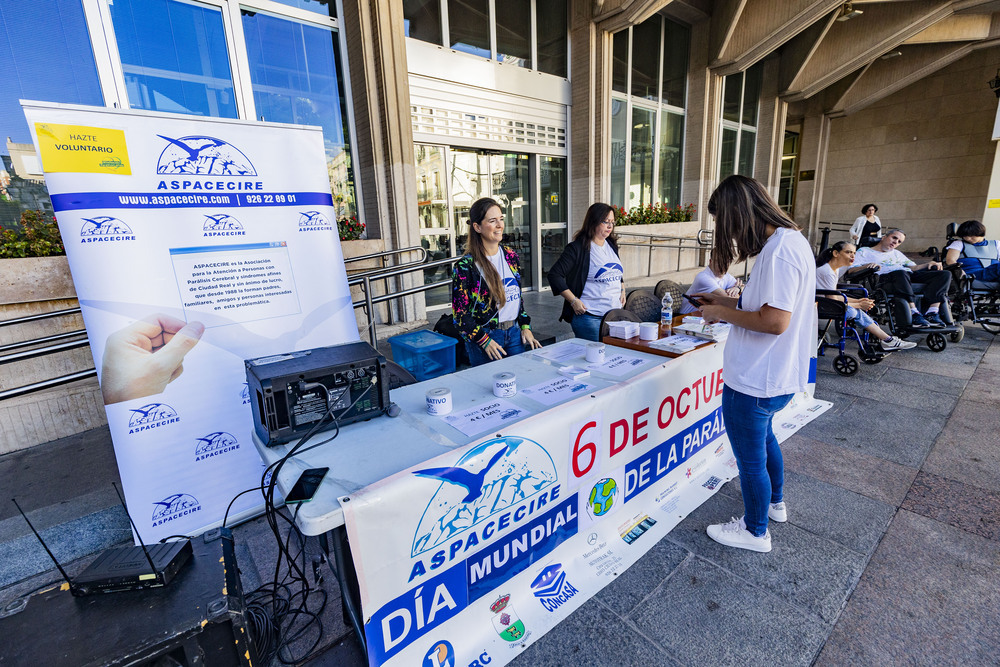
[680,267,743,315]
[548,203,626,341]
[695,175,815,554]
[816,241,915,351]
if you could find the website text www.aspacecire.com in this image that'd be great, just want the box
[119,194,233,206]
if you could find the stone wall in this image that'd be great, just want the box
[821,47,1000,251]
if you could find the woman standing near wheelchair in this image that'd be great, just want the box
[548,203,627,341]
[850,204,882,247]
[695,175,815,553]
[817,241,916,351]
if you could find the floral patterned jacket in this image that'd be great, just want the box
[451,245,531,349]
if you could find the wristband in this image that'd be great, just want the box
[520,324,530,331]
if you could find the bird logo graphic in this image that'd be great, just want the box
[128,403,177,428]
[203,214,243,230]
[80,216,132,236]
[151,493,200,521]
[156,135,256,175]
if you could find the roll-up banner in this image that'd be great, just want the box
[22,101,358,540]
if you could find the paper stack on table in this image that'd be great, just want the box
[647,334,703,354]
[607,321,640,339]
[674,320,731,342]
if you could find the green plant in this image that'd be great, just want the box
[338,215,365,241]
[0,209,65,258]
[615,202,696,226]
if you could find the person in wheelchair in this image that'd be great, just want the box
[850,229,951,328]
[817,241,916,351]
[943,219,1000,282]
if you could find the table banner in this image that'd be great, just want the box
[343,344,738,666]
[22,102,358,540]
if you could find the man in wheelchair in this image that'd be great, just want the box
[850,229,951,328]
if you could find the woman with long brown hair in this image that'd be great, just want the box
[695,175,815,553]
[452,197,541,366]
[547,203,626,341]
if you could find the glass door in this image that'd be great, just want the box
[415,145,452,306]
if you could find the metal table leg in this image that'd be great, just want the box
[322,526,367,660]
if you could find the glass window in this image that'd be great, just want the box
[741,63,762,126]
[448,0,490,58]
[719,127,737,179]
[738,129,756,176]
[630,107,654,208]
[110,0,238,118]
[242,11,355,219]
[612,30,629,94]
[540,157,566,225]
[630,16,660,101]
[610,99,627,208]
[658,111,683,206]
[722,74,741,123]
[536,0,567,77]
[403,0,442,44]
[266,0,335,18]
[0,0,104,228]
[661,20,688,108]
[496,0,530,67]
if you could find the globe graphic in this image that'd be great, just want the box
[588,478,618,516]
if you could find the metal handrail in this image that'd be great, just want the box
[615,230,710,276]
[0,330,88,355]
[0,307,81,327]
[0,369,97,401]
[0,339,91,365]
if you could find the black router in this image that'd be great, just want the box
[12,484,192,597]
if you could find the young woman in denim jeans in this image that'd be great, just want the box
[452,197,542,366]
[695,175,816,553]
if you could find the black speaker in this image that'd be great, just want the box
[0,528,256,667]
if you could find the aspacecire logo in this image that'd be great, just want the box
[297,210,333,231]
[151,493,201,527]
[202,213,245,237]
[408,436,558,578]
[530,563,579,612]
[593,262,624,283]
[156,135,256,176]
[194,431,241,462]
[127,403,179,434]
[241,382,252,405]
[80,215,134,243]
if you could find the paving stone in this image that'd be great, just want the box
[882,345,981,380]
[665,492,866,623]
[511,597,677,667]
[902,470,1000,540]
[961,378,1000,406]
[780,434,917,507]
[803,388,861,419]
[593,537,689,617]
[728,469,896,554]
[922,398,1000,493]
[881,367,969,395]
[629,556,828,667]
[796,400,944,468]
[814,372,958,415]
[817,511,1000,665]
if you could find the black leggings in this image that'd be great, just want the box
[878,269,951,307]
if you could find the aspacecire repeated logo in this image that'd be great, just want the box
[127,403,179,434]
[194,431,241,462]
[241,382,252,405]
[202,213,245,237]
[530,563,579,613]
[80,215,134,243]
[151,493,201,527]
[298,210,333,231]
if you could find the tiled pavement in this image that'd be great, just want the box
[2,291,999,666]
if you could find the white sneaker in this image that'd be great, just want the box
[706,516,772,553]
[768,502,787,522]
[880,336,917,351]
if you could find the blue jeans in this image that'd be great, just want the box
[465,327,526,367]
[845,305,874,329]
[570,312,602,341]
[721,386,793,537]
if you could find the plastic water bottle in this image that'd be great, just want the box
[660,292,673,336]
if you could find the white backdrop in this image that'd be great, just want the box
[23,102,358,540]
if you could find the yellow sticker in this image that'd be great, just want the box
[988,198,1000,209]
[34,123,131,175]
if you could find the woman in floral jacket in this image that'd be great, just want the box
[452,197,542,366]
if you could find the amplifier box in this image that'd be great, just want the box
[245,341,390,446]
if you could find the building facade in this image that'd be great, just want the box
[4,0,1000,305]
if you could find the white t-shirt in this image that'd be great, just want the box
[724,227,816,398]
[852,245,914,274]
[681,267,738,314]
[815,263,845,291]
[580,241,623,316]
[485,250,522,323]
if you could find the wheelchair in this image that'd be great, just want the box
[941,223,1000,335]
[816,285,888,376]
[846,265,961,351]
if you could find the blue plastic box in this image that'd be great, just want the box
[387,330,458,381]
